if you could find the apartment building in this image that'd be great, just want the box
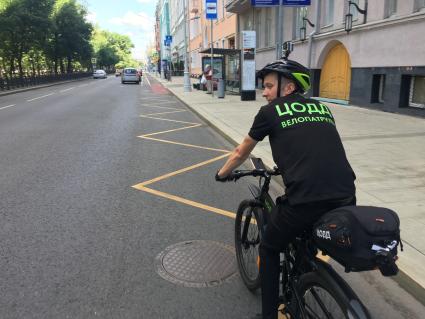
[226,0,425,116]
[188,0,237,75]
[156,0,172,79]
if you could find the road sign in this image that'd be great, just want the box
[165,35,172,43]
[282,0,311,5]
[205,0,217,20]
[164,40,170,47]
[251,0,279,6]
[91,58,96,64]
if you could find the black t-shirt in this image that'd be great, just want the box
[248,93,356,205]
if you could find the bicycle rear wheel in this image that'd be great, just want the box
[235,200,264,291]
[296,271,368,319]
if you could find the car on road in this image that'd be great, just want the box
[93,70,107,79]
[115,69,122,77]
[121,68,140,84]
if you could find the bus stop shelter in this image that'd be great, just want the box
[200,48,241,94]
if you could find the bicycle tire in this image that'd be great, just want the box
[295,270,368,319]
[234,200,264,291]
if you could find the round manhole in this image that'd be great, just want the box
[155,240,237,288]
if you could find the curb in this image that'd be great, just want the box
[0,77,92,97]
[151,74,425,307]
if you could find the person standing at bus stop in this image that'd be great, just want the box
[204,64,213,94]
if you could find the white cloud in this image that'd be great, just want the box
[86,12,97,24]
[109,11,154,32]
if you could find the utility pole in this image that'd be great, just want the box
[183,0,191,92]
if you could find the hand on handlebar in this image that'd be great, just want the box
[215,170,234,182]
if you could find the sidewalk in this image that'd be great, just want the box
[151,74,425,302]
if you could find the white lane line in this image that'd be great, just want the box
[145,75,151,87]
[27,93,55,102]
[60,87,75,93]
[0,104,15,111]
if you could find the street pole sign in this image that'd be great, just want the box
[205,0,217,96]
[282,0,311,5]
[205,0,217,20]
[252,0,310,6]
[251,0,279,6]
[91,58,96,64]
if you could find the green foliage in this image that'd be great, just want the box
[91,28,135,70]
[0,0,135,77]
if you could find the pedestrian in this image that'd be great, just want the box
[215,59,356,319]
[204,64,213,94]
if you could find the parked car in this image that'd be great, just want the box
[115,69,122,77]
[121,68,140,84]
[93,70,107,79]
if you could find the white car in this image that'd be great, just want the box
[121,68,140,84]
[93,70,107,79]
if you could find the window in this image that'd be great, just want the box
[350,0,359,21]
[255,9,262,48]
[264,9,272,47]
[414,0,425,11]
[293,7,307,40]
[371,74,386,103]
[385,0,397,18]
[409,76,425,108]
[322,0,334,27]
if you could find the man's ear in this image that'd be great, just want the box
[282,82,296,96]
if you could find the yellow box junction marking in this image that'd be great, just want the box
[134,105,234,218]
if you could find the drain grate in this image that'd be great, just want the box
[155,240,237,288]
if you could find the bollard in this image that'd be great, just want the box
[217,79,225,98]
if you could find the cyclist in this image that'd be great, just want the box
[215,59,356,319]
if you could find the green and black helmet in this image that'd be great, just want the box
[257,59,311,95]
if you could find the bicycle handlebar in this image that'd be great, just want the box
[227,167,280,182]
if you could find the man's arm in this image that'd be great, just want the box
[217,135,258,178]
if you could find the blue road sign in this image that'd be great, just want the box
[205,0,217,20]
[251,0,279,6]
[165,35,172,43]
[282,0,311,5]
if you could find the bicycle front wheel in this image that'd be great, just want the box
[235,200,264,291]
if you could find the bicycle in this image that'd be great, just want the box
[229,157,371,319]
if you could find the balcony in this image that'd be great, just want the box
[225,0,251,14]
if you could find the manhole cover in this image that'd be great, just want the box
[155,240,237,287]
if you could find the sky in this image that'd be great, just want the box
[84,0,157,60]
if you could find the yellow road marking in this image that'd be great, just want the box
[144,110,187,116]
[133,153,230,187]
[133,185,236,219]
[140,124,202,137]
[140,136,230,153]
[140,115,199,125]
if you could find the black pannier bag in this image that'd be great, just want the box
[312,205,402,276]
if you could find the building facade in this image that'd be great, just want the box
[226,0,425,116]
[189,0,237,75]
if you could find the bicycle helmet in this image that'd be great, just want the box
[257,59,311,95]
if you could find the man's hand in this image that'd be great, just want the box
[215,170,230,182]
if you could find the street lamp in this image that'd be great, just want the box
[345,1,367,33]
[300,17,315,42]
[183,0,191,92]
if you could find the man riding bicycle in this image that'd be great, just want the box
[215,58,356,319]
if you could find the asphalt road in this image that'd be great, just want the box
[0,75,424,318]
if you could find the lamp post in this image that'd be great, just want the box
[300,17,315,42]
[345,0,367,33]
[183,0,191,92]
